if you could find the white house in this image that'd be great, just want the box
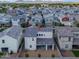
[24,26,54,51]
[11,14,26,26]
[11,17,20,26]
[56,27,73,50]
[0,26,22,53]
[31,14,42,26]
[43,14,60,26]
[56,27,79,50]
[0,14,12,26]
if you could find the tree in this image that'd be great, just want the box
[76,22,79,27]
[38,54,41,58]
[51,54,55,57]
[42,18,45,27]
[21,23,26,28]
[25,54,29,57]
[21,20,31,28]
[9,20,12,27]
[10,51,13,55]
[41,13,45,27]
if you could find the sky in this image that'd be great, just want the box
[0,0,79,2]
[64,0,79,2]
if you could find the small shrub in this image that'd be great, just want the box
[10,51,13,55]
[0,52,4,57]
[0,52,4,55]
[25,54,29,57]
[38,54,41,58]
[51,54,55,57]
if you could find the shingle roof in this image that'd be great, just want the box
[56,27,73,37]
[38,27,53,32]
[24,27,53,37]
[0,26,22,39]
[56,27,79,37]
[7,26,22,39]
[24,27,37,37]
[72,27,79,32]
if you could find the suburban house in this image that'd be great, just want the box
[56,27,73,50]
[11,14,27,26]
[24,26,55,51]
[0,26,22,53]
[11,16,20,26]
[0,14,12,27]
[41,8,52,15]
[31,14,43,26]
[72,27,79,49]
[59,14,75,26]
[43,14,60,26]
[56,27,79,50]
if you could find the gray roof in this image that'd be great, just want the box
[38,27,53,32]
[56,27,73,37]
[7,26,22,39]
[0,32,6,37]
[0,26,22,39]
[24,27,53,37]
[37,38,54,45]
[56,27,79,37]
[24,27,37,37]
[72,27,79,32]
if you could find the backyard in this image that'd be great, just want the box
[0,52,4,58]
[72,51,79,57]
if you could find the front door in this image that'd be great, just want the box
[1,47,8,53]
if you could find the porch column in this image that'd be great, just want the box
[52,44,54,50]
[46,44,48,51]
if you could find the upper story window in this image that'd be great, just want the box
[2,40,5,43]
[39,34,43,36]
[37,34,44,36]
[74,34,79,37]
[69,37,71,41]
[37,34,38,36]
[59,36,61,39]
[30,45,32,48]
[32,38,34,41]
[65,44,68,48]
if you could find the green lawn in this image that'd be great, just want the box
[72,51,79,57]
[0,52,4,57]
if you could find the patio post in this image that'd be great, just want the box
[46,44,47,51]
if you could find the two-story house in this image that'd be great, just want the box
[0,26,22,53]
[24,26,54,51]
[56,27,79,50]
[56,27,73,50]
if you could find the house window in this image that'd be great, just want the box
[65,44,68,48]
[2,40,5,43]
[30,45,32,48]
[32,38,34,41]
[39,34,41,36]
[39,34,43,36]
[75,34,79,36]
[69,37,71,41]
[59,36,61,39]
[37,34,38,36]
